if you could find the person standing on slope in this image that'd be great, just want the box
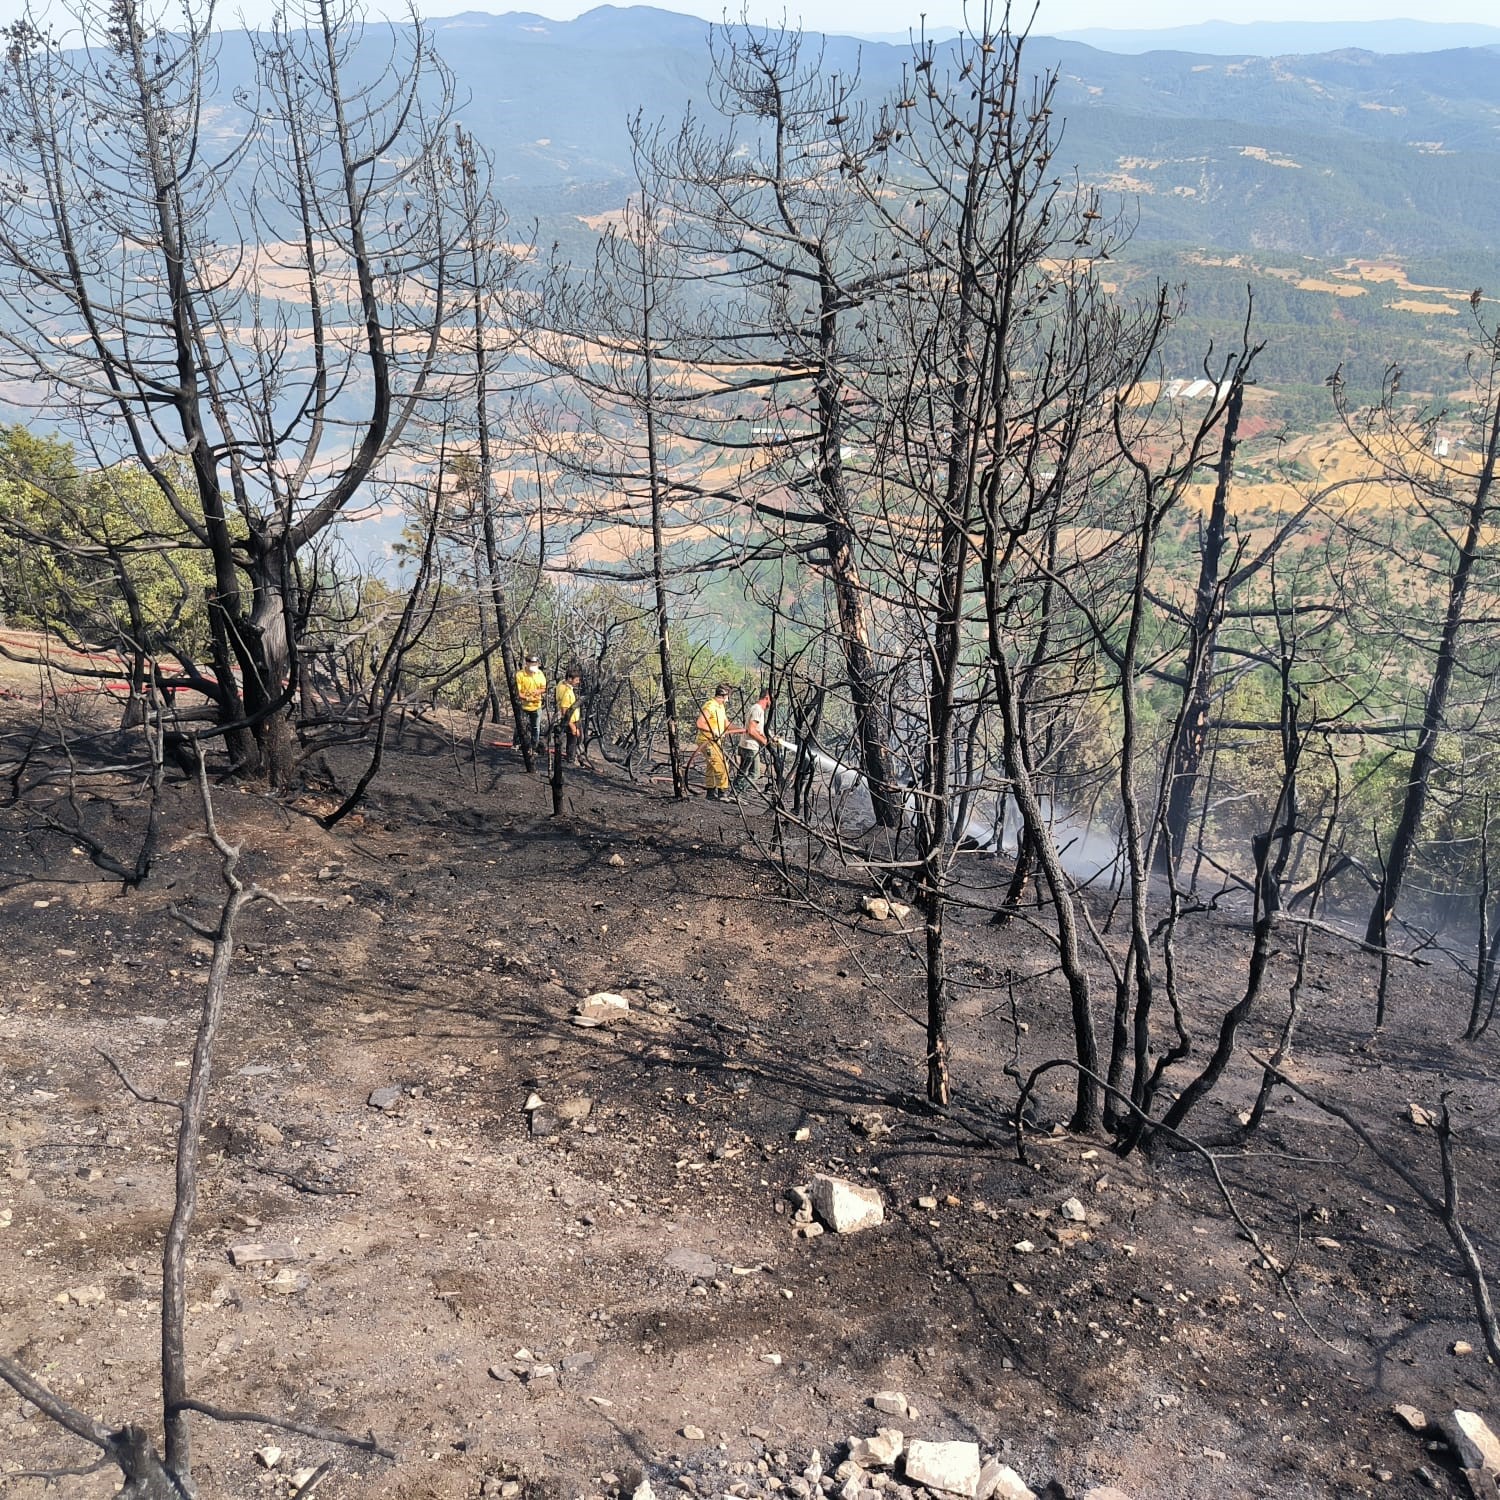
[695,683,737,802]
[515,653,546,764]
[557,665,589,768]
[732,687,772,794]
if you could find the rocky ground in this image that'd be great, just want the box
[1,678,1499,1500]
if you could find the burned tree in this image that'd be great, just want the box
[0,0,463,784]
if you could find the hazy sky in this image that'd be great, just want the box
[0,0,1493,34]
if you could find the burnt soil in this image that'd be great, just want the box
[2,684,1498,1500]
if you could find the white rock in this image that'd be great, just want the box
[608,853,625,867]
[860,895,891,921]
[871,1392,908,1418]
[56,1285,106,1308]
[557,1096,593,1122]
[1445,1410,1500,1473]
[574,992,630,1027]
[253,1446,282,1470]
[523,1093,544,1111]
[904,1441,981,1498]
[683,1425,706,1441]
[1060,1197,1087,1222]
[289,1469,320,1489]
[633,1482,657,1500]
[1392,1404,1428,1433]
[887,902,911,921]
[978,1462,1035,1500]
[810,1174,884,1234]
[850,1430,903,1469]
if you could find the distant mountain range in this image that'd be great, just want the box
[416,6,1500,270]
[1051,18,1500,56]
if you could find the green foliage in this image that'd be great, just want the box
[0,427,213,655]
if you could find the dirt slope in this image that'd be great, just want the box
[2,704,1497,1500]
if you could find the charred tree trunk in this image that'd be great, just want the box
[1366,396,1500,947]
[640,294,684,798]
[1159,374,1245,877]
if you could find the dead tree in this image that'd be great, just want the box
[0,764,389,1492]
[451,125,533,770]
[526,161,713,798]
[640,22,903,826]
[0,0,463,784]
[1355,323,1500,947]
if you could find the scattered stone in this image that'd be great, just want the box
[1060,1197,1087,1223]
[849,1111,891,1140]
[289,1468,319,1490]
[1454,1341,1475,1357]
[55,1285,106,1309]
[1012,1240,1035,1255]
[574,993,630,1027]
[523,1093,544,1112]
[796,1222,825,1239]
[608,853,625,867]
[760,1352,783,1366]
[528,1111,560,1139]
[0,1208,11,1229]
[887,902,911,922]
[683,1426,706,1441]
[634,1482,657,1500]
[1394,1405,1429,1434]
[664,1247,717,1280]
[916,1196,938,1211]
[904,1441,981,1498]
[1408,1103,1437,1128]
[977,1463,1034,1500]
[525,1364,557,1388]
[249,1121,284,1149]
[265,1268,308,1295]
[810,1174,884,1234]
[253,1446,282,1470]
[860,895,891,922]
[1080,1490,1136,1500]
[368,1085,402,1110]
[561,1351,596,1375]
[871,1392,909,1418]
[850,1430,904,1469]
[488,1364,515,1381]
[557,1096,594,1122]
[1443,1411,1500,1474]
[227,1242,299,1268]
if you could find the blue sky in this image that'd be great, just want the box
[0,0,1492,34]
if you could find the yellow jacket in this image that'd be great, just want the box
[516,667,546,712]
[557,681,579,725]
[697,696,727,739]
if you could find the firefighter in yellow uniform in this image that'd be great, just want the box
[696,683,735,801]
[515,654,546,762]
[556,666,587,767]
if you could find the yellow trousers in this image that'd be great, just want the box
[698,733,728,791]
